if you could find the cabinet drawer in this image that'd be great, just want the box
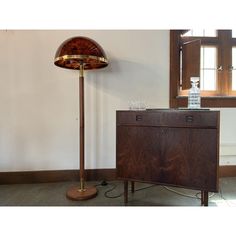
[117,110,219,128]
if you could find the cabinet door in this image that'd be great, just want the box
[116,126,218,192]
[159,127,218,191]
[117,126,162,182]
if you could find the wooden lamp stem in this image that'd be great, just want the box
[79,63,85,191]
[66,63,97,200]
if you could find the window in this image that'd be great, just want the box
[170,30,236,108]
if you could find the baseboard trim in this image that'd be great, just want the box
[0,166,235,185]
[219,165,236,177]
[0,169,117,185]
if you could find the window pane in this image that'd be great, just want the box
[204,29,217,37]
[232,71,236,90]
[200,69,216,90]
[183,29,216,37]
[232,29,236,38]
[232,47,236,67]
[232,48,236,90]
[201,47,216,68]
[200,46,217,91]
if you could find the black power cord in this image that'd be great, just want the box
[104,183,124,199]
[98,180,216,201]
[97,181,157,199]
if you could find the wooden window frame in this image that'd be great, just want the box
[170,30,236,108]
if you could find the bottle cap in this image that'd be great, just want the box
[190,77,200,83]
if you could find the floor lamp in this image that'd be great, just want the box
[54,36,108,200]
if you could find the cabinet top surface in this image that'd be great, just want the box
[117,109,219,113]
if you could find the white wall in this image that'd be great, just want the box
[0,30,169,171]
[0,30,235,171]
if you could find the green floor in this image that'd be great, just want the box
[0,177,235,206]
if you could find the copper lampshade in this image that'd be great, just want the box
[54,36,108,201]
[54,36,108,70]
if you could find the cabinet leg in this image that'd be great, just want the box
[124,181,128,205]
[201,191,204,206]
[131,181,135,193]
[203,191,208,206]
[201,191,208,206]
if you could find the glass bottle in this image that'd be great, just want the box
[188,77,201,109]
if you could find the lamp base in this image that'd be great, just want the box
[66,185,97,201]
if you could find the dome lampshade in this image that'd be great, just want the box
[54,36,108,70]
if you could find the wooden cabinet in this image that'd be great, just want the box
[116,109,220,206]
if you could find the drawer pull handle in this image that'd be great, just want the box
[136,115,142,121]
[185,115,194,123]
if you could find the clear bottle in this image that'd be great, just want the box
[188,77,201,109]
